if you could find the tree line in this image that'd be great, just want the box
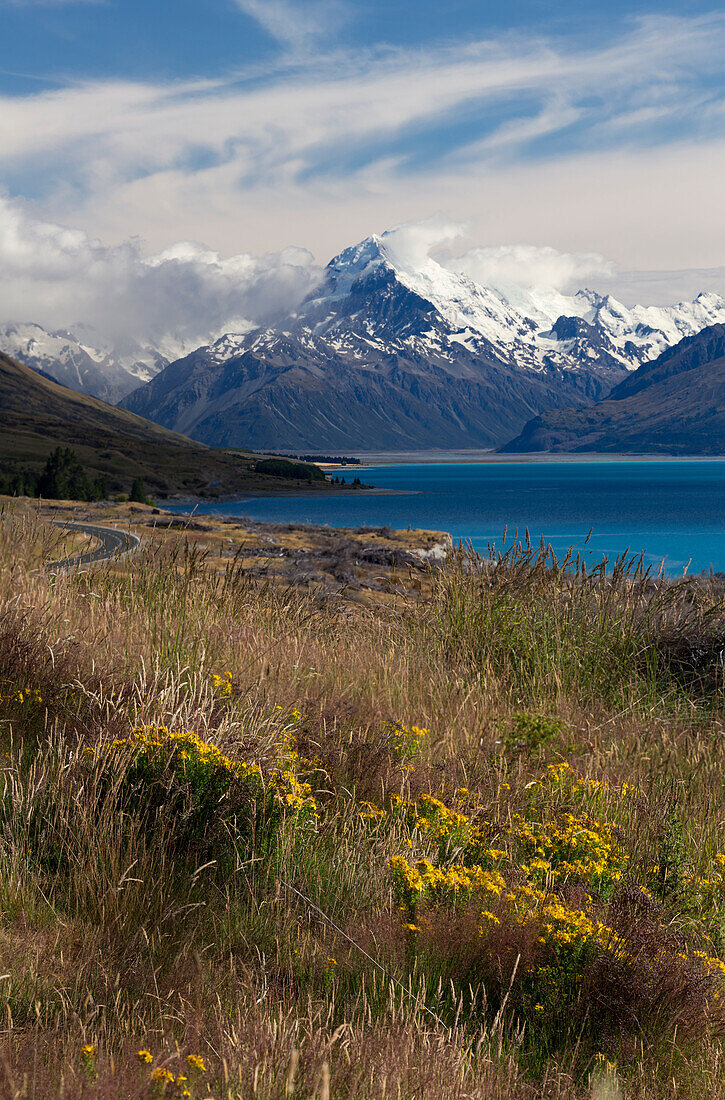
[0,447,149,503]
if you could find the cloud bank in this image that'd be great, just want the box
[4,196,725,358]
[0,196,322,351]
[381,215,468,273]
[450,244,615,296]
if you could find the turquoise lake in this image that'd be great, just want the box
[173,460,725,576]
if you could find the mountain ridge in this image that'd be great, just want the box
[120,232,725,452]
[119,234,640,450]
[500,324,725,454]
[9,229,725,452]
[0,321,181,403]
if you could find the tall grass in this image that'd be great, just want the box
[0,508,723,1097]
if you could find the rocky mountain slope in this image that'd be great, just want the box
[0,322,187,403]
[500,324,725,454]
[120,232,725,451]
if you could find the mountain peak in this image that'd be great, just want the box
[313,231,537,347]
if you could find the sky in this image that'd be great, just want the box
[1,0,725,344]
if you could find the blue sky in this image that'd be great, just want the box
[1,0,721,89]
[1,0,725,336]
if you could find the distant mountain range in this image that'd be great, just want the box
[119,233,725,451]
[501,324,725,454]
[0,322,194,403]
[5,229,725,452]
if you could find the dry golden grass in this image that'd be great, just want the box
[0,504,723,1098]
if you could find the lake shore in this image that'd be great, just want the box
[342,449,725,465]
[172,458,725,577]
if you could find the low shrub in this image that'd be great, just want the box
[95,724,319,870]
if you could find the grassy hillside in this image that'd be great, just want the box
[1,507,724,1097]
[0,352,330,496]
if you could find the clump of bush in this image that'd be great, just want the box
[376,760,725,1066]
[91,724,319,870]
[0,446,108,502]
[254,457,325,483]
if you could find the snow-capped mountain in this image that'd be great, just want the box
[532,287,725,368]
[0,319,225,403]
[294,233,725,373]
[502,323,725,455]
[120,233,725,451]
[0,322,177,402]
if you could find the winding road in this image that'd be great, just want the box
[46,520,141,572]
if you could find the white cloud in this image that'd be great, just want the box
[1,13,723,201]
[0,195,321,350]
[3,7,725,347]
[380,214,468,272]
[234,0,347,52]
[3,195,725,359]
[444,242,616,322]
[596,266,725,307]
[450,244,614,295]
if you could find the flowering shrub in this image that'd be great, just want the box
[387,722,428,764]
[0,686,43,706]
[511,812,627,896]
[95,725,318,867]
[390,855,505,915]
[382,761,725,1060]
[409,794,471,848]
[211,671,233,697]
[80,1043,97,1082]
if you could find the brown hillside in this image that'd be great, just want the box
[0,352,316,496]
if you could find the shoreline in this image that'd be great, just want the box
[166,451,725,506]
[340,450,725,466]
[166,485,418,507]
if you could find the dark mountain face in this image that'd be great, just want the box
[121,236,632,451]
[607,324,725,402]
[500,324,725,455]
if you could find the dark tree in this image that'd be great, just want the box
[130,477,148,503]
[38,448,93,501]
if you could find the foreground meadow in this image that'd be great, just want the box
[0,504,724,1099]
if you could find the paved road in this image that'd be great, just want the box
[46,521,141,572]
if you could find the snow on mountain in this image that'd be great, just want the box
[0,321,245,403]
[8,229,725,431]
[302,232,537,348]
[292,232,725,378]
[0,321,166,402]
[120,233,633,452]
[477,278,725,369]
[579,289,725,362]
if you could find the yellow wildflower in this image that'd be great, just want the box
[211,671,233,696]
[151,1066,175,1084]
